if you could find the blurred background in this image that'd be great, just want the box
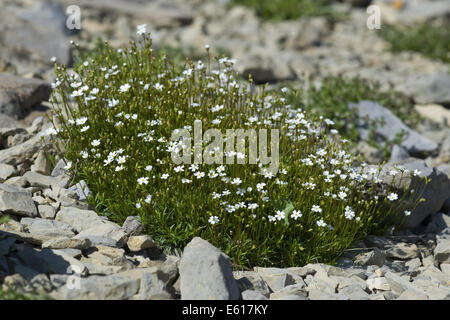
[0,0,449,165]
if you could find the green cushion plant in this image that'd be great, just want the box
[48,29,424,268]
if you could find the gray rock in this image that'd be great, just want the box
[0,74,51,118]
[73,235,118,247]
[51,275,140,300]
[0,2,71,74]
[398,73,450,106]
[270,282,307,299]
[386,243,420,260]
[55,207,110,233]
[127,235,156,252]
[74,223,127,247]
[405,258,422,272]
[241,290,268,300]
[179,237,240,300]
[0,188,37,217]
[396,290,428,300]
[366,160,450,229]
[122,216,143,236]
[384,272,427,296]
[51,159,68,177]
[29,273,53,294]
[234,271,271,297]
[354,248,386,267]
[0,132,52,166]
[134,271,172,300]
[30,151,51,175]
[270,293,308,300]
[389,145,410,163]
[21,217,76,238]
[23,171,69,190]
[434,239,450,264]
[14,246,87,275]
[42,237,91,250]
[38,204,57,219]
[0,164,16,182]
[68,180,91,201]
[0,225,51,245]
[307,288,348,300]
[366,277,391,291]
[425,212,450,234]
[350,100,438,156]
[340,284,370,300]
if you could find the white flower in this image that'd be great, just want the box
[50,56,57,62]
[71,90,84,97]
[137,177,149,185]
[181,178,192,184]
[63,161,72,170]
[145,194,152,204]
[387,193,398,201]
[311,205,322,213]
[413,169,421,177]
[76,117,88,125]
[136,24,147,35]
[316,219,327,227]
[136,203,141,209]
[154,83,163,91]
[80,151,88,159]
[194,171,205,179]
[268,215,276,222]
[256,183,266,192]
[248,203,259,210]
[161,173,170,180]
[344,206,355,220]
[115,165,124,172]
[80,125,90,132]
[145,165,153,171]
[231,178,242,185]
[174,165,184,173]
[275,210,285,221]
[91,139,101,147]
[404,210,411,216]
[208,216,219,225]
[291,210,302,220]
[338,191,347,200]
[120,84,131,93]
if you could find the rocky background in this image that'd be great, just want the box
[0,0,449,300]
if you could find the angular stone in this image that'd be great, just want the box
[68,180,91,201]
[50,159,68,177]
[397,290,428,300]
[241,290,268,300]
[55,207,111,233]
[234,271,271,297]
[42,237,91,250]
[134,271,172,300]
[0,163,16,182]
[0,225,51,245]
[38,204,56,219]
[23,171,69,190]
[0,74,51,118]
[405,258,422,272]
[0,132,52,166]
[354,248,386,267]
[340,284,371,300]
[30,151,52,175]
[0,189,37,217]
[21,217,75,238]
[350,100,438,156]
[74,223,127,247]
[434,239,450,264]
[384,272,427,296]
[386,243,420,260]
[51,275,140,300]
[122,216,143,236]
[179,237,240,300]
[127,235,156,252]
[366,277,391,291]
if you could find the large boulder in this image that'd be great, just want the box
[179,237,240,300]
[349,100,438,156]
[366,159,450,229]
